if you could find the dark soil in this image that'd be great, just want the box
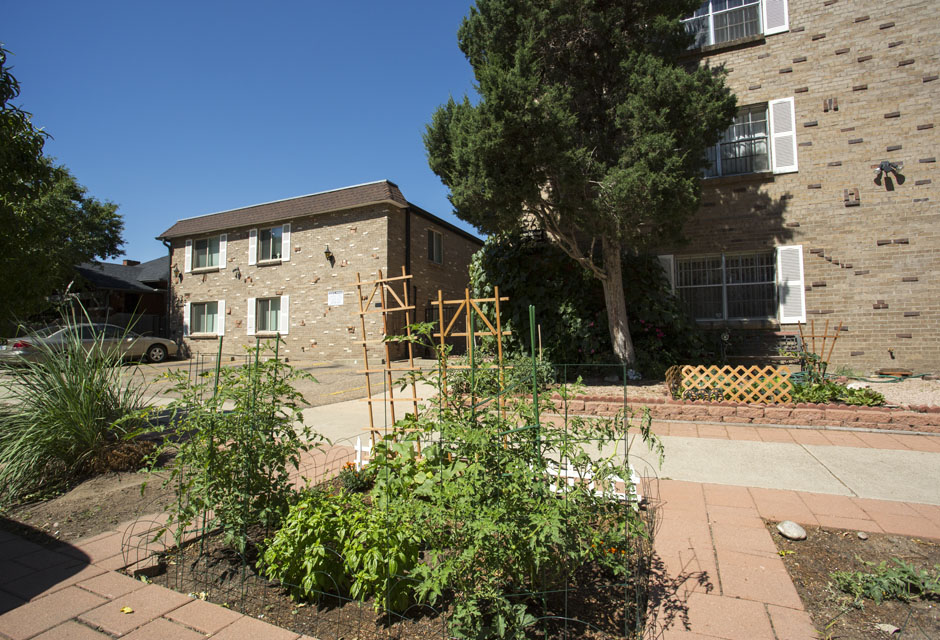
[1,471,175,545]
[144,527,645,640]
[767,522,940,639]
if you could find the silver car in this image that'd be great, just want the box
[0,323,178,364]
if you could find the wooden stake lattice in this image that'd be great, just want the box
[797,319,843,364]
[433,288,510,414]
[355,266,422,444]
[676,364,793,404]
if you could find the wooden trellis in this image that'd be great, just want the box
[798,319,843,363]
[672,364,793,404]
[355,267,422,440]
[433,288,510,399]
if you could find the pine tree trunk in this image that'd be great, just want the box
[600,239,637,366]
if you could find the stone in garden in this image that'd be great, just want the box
[857,531,869,540]
[875,623,900,635]
[777,520,807,540]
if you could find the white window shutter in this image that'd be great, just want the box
[656,255,675,292]
[217,299,225,336]
[282,223,291,262]
[219,234,227,266]
[776,245,806,324]
[248,229,258,266]
[769,97,799,174]
[246,297,256,335]
[183,301,191,336]
[763,0,789,35]
[279,294,290,335]
[184,240,192,273]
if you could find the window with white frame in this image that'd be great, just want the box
[705,105,770,177]
[428,229,443,264]
[258,226,283,261]
[256,297,281,333]
[682,0,789,48]
[193,237,220,269]
[190,301,219,333]
[675,252,777,320]
[703,98,798,177]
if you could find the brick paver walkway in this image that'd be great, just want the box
[648,479,940,639]
[2,432,939,640]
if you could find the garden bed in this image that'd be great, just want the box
[768,522,940,639]
[551,378,940,433]
[145,527,642,640]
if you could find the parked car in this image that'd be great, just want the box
[0,323,178,364]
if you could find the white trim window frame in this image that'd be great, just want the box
[675,251,777,321]
[428,229,443,265]
[258,226,283,262]
[683,0,763,48]
[705,104,771,177]
[192,236,221,270]
[190,301,219,334]
[256,297,281,333]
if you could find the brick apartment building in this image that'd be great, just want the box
[157,181,482,362]
[655,0,939,374]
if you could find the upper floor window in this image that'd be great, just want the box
[682,0,789,48]
[705,98,798,177]
[248,223,290,266]
[684,0,761,48]
[705,105,769,177]
[259,226,283,262]
[184,234,226,273]
[193,236,220,269]
[428,229,443,265]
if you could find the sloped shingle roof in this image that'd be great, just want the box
[76,256,168,293]
[157,180,408,240]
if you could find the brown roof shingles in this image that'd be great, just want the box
[157,180,409,239]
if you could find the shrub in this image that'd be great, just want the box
[791,381,885,406]
[0,304,150,505]
[259,489,421,612]
[157,339,326,552]
[445,351,556,397]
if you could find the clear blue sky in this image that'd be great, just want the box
[4,1,480,262]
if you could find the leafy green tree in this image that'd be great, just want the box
[425,1,737,364]
[1,46,123,330]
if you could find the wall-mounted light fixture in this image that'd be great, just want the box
[874,160,905,190]
[232,266,241,280]
[324,245,336,267]
[172,264,182,283]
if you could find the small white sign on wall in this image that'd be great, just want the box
[328,290,344,306]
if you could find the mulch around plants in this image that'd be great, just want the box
[767,521,940,639]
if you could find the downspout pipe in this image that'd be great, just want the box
[161,238,172,340]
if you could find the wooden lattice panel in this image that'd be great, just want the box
[678,365,792,404]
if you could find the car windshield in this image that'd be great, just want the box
[29,326,63,339]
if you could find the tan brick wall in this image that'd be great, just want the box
[662,0,939,374]
[169,203,482,363]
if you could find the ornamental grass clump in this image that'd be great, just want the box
[0,304,151,506]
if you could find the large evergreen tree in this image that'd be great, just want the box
[425,0,737,364]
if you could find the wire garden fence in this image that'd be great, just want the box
[124,312,664,640]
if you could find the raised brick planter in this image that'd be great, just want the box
[549,393,940,434]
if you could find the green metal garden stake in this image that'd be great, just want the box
[529,305,540,447]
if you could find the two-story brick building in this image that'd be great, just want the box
[656,0,939,374]
[157,180,483,362]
